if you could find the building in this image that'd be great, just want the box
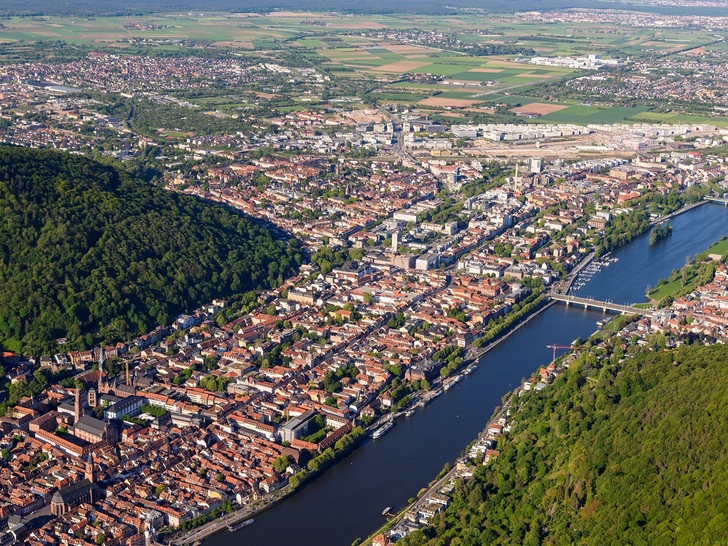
[74,414,118,444]
[50,454,101,516]
[279,410,316,443]
[529,158,543,173]
[415,253,440,271]
[104,395,143,420]
[50,479,100,516]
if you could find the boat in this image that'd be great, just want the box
[372,422,394,439]
[453,373,463,384]
[405,407,416,417]
[382,506,392,517]
[228,518,254,532]
[596,316,613,329]
[464,364,478,375]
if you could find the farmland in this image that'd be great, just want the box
[1,11,728,125]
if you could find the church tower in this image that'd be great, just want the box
[85,452,97,483]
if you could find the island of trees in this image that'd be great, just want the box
[397,342,728,546]
[649,222,673,245]
[0,146,301,354]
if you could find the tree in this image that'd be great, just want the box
[272,455,293,473]
[0,147,302,353]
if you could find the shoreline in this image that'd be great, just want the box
[171,300,558,546]
[359,199,717,545]
[170,200,706,546]
[650,199,706,226]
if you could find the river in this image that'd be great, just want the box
[206,202,727,546]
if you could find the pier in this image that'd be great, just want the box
[549,293,655,317]
[704,196,728,206]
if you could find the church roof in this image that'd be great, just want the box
[51,478,98,504]
[75,414,107,437]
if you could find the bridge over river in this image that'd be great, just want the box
[549,293,656,317]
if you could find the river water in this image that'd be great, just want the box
[207,202,727,546]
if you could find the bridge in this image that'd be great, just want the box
[704,197,728,206]
[549,294,656,317]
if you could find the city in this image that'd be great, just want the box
[0,4,727,546]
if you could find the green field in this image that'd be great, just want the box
[413,63,476,76]
[0,11,724,124]
[628,112,728,127]
[539,105,650,124]
[697,236,728,259]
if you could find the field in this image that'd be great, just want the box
[697,237,728,260]
[511,102,569,115]
[538,105,652,124]
[1,12,727,124]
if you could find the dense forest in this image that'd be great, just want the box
[399,343,728,546]
[0,146,301,353]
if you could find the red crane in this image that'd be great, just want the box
[546,344,572,363]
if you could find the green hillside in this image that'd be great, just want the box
[0,146,301,353]
[399,343,728,546]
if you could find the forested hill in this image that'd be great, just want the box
[399,343,728,546]
[0,146,301,353]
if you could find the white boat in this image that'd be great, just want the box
[228,518,254,532]
[372,422,395,439]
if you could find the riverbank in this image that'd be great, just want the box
[361,390,520,546]
[358,199,725,545]
[191,201,722,546]
[171,298,556,546]
[171,486,291,545]
[172,428,367,545]
[463,299,555,365]
[650,199,706,226]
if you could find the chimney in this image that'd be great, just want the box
[98,351,104,392]
[74,388,82,423]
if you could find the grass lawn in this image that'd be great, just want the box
[648,277,688,301]
[697,236,728,259]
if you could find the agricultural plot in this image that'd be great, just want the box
[2,11,725,126]
[627,112,728,127]
[538,105,651,124]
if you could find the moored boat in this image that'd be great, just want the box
[372,421,395,439]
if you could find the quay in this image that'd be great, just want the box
[704,196,728,206]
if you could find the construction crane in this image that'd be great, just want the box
[546,344,572,363]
